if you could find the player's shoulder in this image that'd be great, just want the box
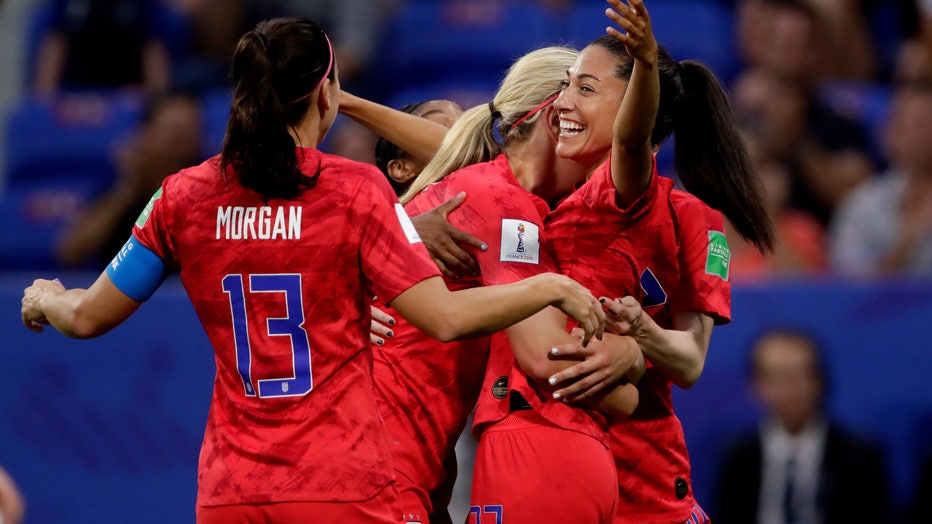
[448,156,520,191]
[160,156,221,201]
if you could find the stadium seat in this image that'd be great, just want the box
[4,92,143,190]
[563,0,740,83]
[376,0,558,97]
[0,182,98,270]
[384,78,500,114]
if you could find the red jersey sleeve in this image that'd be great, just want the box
[443,164,557,285]
[132,171,185,269]
[355,173,440,304]
[669,192,732,324]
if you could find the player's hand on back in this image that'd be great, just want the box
[547,328,646,402]
[410,192,487,279]
[370,303,395,347]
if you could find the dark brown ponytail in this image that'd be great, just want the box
[591,35,775,252]
[673,61,775,253]
[220,17,335,201]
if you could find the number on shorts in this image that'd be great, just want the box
[468,505,503,524]
[222,273,312,398]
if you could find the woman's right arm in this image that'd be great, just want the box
[389,272,604,347]
[339,91,449,164]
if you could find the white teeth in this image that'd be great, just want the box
[559,118,584,136]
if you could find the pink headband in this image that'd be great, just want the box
[512,93,558,128]
[290,33,334,104]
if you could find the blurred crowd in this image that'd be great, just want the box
[1,0,931,279]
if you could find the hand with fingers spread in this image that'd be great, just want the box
[601,295,643,336]
[410,191,488,279]
[547,328,646,403]
[605,0,658,65]
[369,303,396,347]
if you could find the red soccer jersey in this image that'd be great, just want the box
[546,159,731,523]
[375,155,606,510]
[131,148,440,506]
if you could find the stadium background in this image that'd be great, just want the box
[1,0,930,522]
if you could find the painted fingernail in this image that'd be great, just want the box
[599,297,605,303]
[550,347,559,355]
[386,331,394,338]
[553,392,561,400]
[548,376,557,385]
[376,339,384,346]
[388,318,395,326]
[480,244,488,251]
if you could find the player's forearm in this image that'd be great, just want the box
[437,274,570,340]
[611,51,658,207]
[338,91,448,164]
[578,382,638,419]
[506,310,584,387]
[635,314,706,388]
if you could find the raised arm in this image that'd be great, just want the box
[607,0,659,207]
[339,91,449,164]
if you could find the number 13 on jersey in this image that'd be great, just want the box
[222,273,313,398]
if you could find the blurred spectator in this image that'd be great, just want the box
[374,99,463,196]
[279,0,396,90]
[731,66,875,225]
[829,79,932,277]
[165,0,286,90]
[55,90,202,268]
[0,466,24,524]
[713,327,891,524]
[736,0,877,83]
[31,0,172,95]
[727,131,828,282]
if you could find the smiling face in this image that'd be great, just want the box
[553,44,628,169]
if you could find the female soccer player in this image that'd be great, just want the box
[19,17,607,524]
[355,1,775,521]
[374,99,463,196]
[341,46,645,524]
[543,1,775,522]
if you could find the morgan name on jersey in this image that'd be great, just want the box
[215,205,302,240]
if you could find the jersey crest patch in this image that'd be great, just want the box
[705,230,730,281]
[395,203,422,244]
[499,219,540,264]
[135,187,162,228]
[640,267,668,308]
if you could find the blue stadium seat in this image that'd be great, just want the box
[0,182,98,270]
[4,93,144,190]
[563,0,740,83]
[376,1,558,96]
[384,78,500,113]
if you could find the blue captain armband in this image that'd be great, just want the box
[106,236,168,302]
